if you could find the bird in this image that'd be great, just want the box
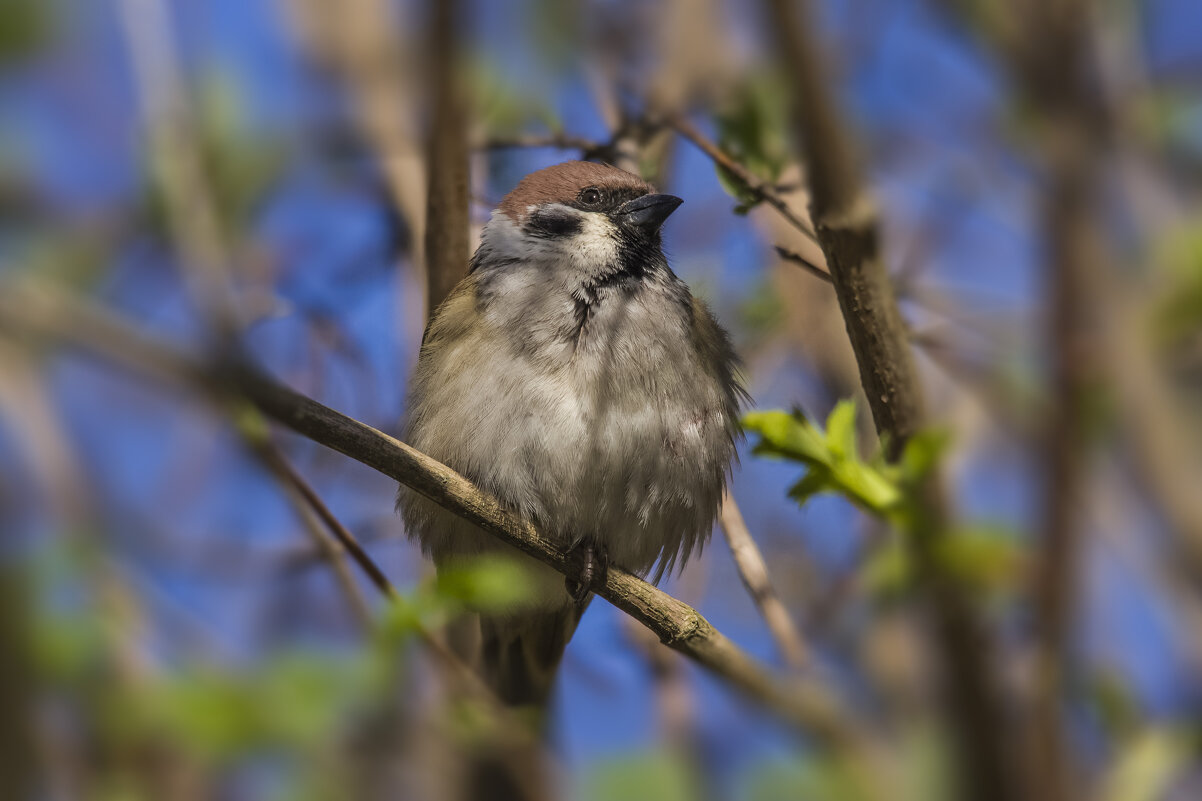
[397,160,744,714]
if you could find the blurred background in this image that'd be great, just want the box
[3,0,1202,799]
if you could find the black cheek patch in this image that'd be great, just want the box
[526,207,584,238]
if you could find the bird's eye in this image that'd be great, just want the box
[579,187,602,207]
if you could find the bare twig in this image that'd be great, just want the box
[719,492,808,670]
[0,282,870,752]
[669,114,821,246]
[762,2,1018,800]
[774,245,834,284]
[261,437,397,602]
[241,435,374,625]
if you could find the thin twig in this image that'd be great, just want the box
[258,438,396,601]
[242,436,375,625]
[718,491,808,670]
[669,114,821,246]
[774,245,834,284]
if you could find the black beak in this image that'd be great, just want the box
[618,193,683,233]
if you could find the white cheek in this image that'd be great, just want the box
[567,214,621,269]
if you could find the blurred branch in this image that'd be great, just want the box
[1107,280,1202,568]
[422,0,470,314]
[1004,4,1102,799]
[241,435,374,626]
[762,3,1018,801]
[719,491,808,670]
[669,114,821,246]
[481,134,605,153]
[118,0,239,335]
[0,282,875,756]
[285,0,426,274]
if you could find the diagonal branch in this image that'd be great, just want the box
[240,433,377,626]
[669,114,821,246]
[250,434,397,602]
[0,281,870,753]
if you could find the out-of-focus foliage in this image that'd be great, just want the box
[1100,728,1193,801]
[7,0,1202,799]
[584,752,698,801]
[1151,222,1202,352]
[138,73,286,243]
[713,75,790,214]
[0,0,54,66]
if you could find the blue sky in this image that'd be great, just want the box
[4,0,1202,793]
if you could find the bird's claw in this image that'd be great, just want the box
[565,541,607,605]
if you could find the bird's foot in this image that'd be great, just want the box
[565,541,608,605]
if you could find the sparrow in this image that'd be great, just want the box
[397,161,744,711]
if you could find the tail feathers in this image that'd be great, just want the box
[444,606,585,801]
[479,605,584,711]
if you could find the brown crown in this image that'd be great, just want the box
[497,161,653,222]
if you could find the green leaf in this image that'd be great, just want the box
[824,400,858,459]
[714,163,759,207]
[838,461,903,513]
[745,406,904,516]
[376,592,438,641]
[744,410,826,464]
[714,74,789,186]
[788,471,830,505]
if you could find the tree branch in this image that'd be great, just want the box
[762,2,1018,800]
[422,0,470,314]
[0,281,868,750]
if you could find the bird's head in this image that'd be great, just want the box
[473,161,683,285]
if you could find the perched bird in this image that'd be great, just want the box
[397,161,744,711]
